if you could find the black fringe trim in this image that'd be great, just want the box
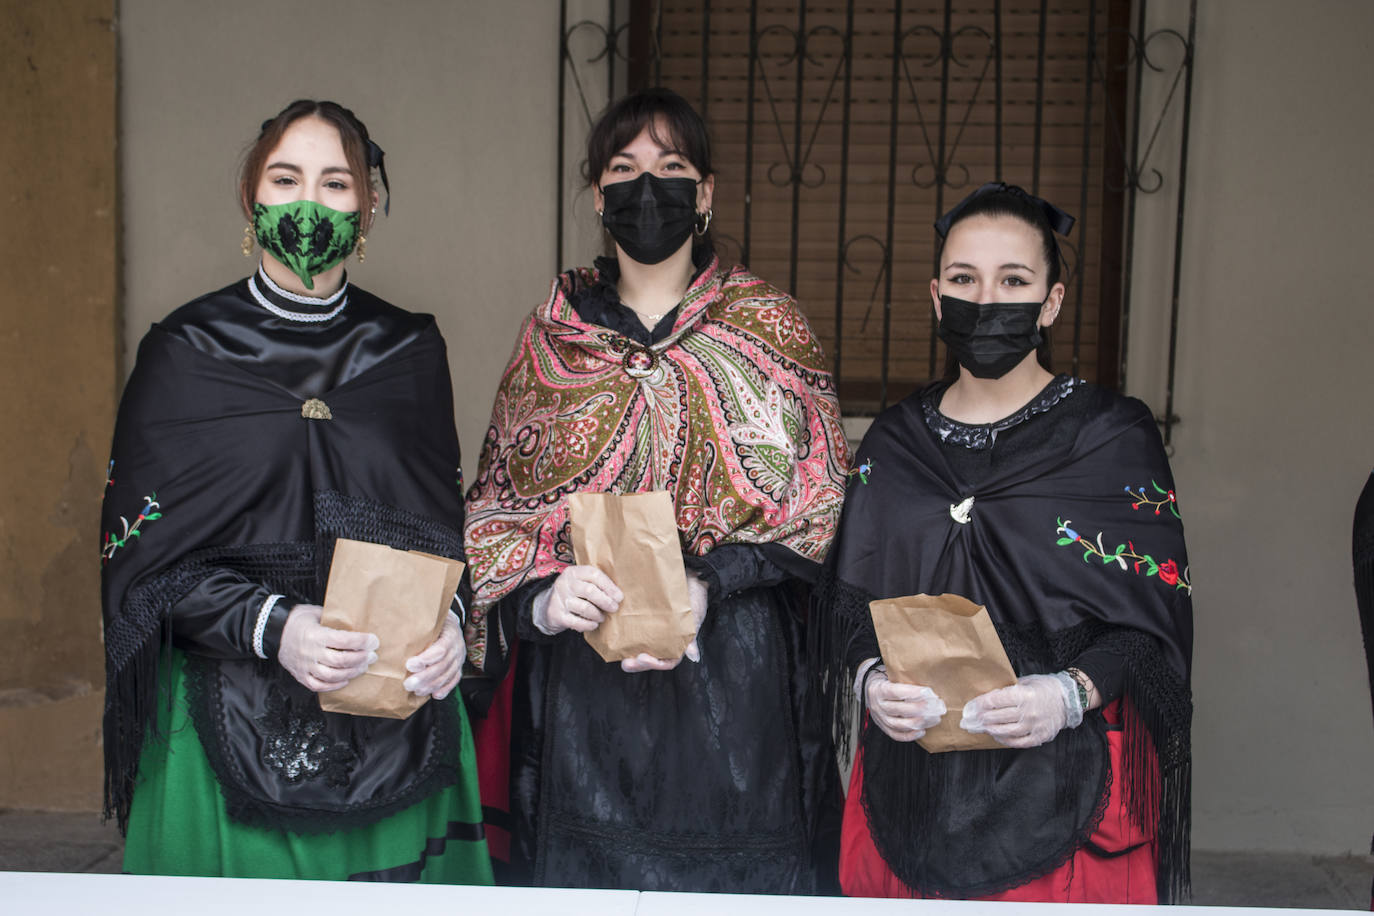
[314,489,465,585]
[101,542,314,834]
[806,573,880,762]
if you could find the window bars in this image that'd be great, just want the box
[556,0,1195,445]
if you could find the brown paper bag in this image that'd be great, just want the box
[869,592,1016,753]
[568,491,695,663]
[318,538,465,719]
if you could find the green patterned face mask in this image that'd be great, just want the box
[253,200,360,290]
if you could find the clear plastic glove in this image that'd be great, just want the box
[621,573,709,673]
[278,603,378,693]
[534,565,623,635]
[864,666,947,742]
[683,575,709,663]
[960,672,1083,749]
[403,610,464,700]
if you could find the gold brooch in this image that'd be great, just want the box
[301,398,333,420]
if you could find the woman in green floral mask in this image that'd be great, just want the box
[242,102,380,292]
[101,101,490,885]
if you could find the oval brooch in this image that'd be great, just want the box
[621,344,660,380]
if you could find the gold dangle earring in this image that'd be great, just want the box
[241,224,254,257]
[356,207,374,262]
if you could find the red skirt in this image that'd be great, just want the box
[470,643,518,867]
[840,701,1158,903]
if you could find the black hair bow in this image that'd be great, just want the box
[933,181,1076,239]
[367,139,390,216]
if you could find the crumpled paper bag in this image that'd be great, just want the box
[318,538,464,719]
[869,592,1016,752]
[568,491,695,663]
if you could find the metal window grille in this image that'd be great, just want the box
[557,0,1195,443]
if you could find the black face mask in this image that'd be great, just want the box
[599,173,699,265]
[936,294,1045,379]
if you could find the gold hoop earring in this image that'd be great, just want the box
[356,235,367,263]
[241,224,254,257]
[694,208,713,236]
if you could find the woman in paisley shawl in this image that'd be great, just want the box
[101,100,490,883]
[817,183,1192,903]
[464,88,850,892]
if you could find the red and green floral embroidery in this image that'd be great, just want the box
[1055,517,1191,594]
[1126,481,1180,518]
[102,494,163,564]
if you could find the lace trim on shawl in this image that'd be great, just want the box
[922,375,1080,449]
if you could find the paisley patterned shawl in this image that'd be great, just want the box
[464,256,850,668]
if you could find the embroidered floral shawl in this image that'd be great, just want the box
[464,256,850,668]
[816,382,1192,900]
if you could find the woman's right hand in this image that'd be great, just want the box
[277,603,378,693]
[533,565,623,635]
[865,667,948,742]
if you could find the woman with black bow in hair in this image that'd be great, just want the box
[101,100,491,883]
[816,183,1193,902]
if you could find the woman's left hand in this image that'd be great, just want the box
[403,610,464,699]
[960,672,1079,749]
[620,574,709,673]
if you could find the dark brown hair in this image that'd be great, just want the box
[936,186,1064,379]
[583,88,715,253]
[238,100,378,234]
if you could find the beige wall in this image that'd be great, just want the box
[1128,0,1374,853]
[119,0,561,475]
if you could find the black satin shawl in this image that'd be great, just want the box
[817,381,1192,900]
[157,270,428,397]
[101,277,470,834]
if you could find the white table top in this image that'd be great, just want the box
[0,871,1358,915]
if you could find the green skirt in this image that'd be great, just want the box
[123,650,493,884]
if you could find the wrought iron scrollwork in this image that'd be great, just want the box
[753,24,848,190]
[844,234,892,336]
[562,18,631,128]
[900,24,994,191]
[1097,26,1194,195]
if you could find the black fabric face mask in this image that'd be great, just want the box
[937,294,1045,379]
[599,173,699,265]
